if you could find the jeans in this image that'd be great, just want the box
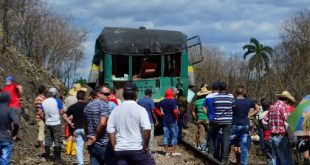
[230,125,250,165]
[0,141,13,165]
[214,128,223,160]
[210,123,232,162]
[115,149,155,165]
[207,123,215,154]
[89,143,116,165]
[163,123,178,145]
[270,135,293,165]
[74,129,85,165]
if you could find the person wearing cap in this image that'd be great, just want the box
[0,92,20,165]
[34,85,46,156]
[137,88,158,153]
[84,85,116,165]
[107,82,155,164]
[39,87,65,163]
[192,84,211,151]
[202,82,220,154]
[230,85,256,165]
[262,90,294,165]
[2,76,23,111]
[159,88,181,156]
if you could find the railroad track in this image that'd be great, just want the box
[179,139,222,165]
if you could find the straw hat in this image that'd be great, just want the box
[276,90,296,103]
[69,83,87,96]
[197,86,212,96]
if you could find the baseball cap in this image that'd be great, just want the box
[5,76,14,85]
[5,76,14,82]
[123,82,138,92]
[48,87,58,96]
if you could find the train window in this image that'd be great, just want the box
[112,55,129,78]
[132,56,161,79]
[164,53,181,77]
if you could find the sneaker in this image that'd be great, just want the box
[197,145,202,150]
[171,152,181,156]
[165,152,170,156]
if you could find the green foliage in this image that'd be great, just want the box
[243,37,273,75]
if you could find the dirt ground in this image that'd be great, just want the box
[182,123,268,165]
[152,136,206,165]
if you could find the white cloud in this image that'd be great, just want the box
[44,0,310,78]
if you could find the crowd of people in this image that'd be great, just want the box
[191,82,310,165]
[1,75,310,165]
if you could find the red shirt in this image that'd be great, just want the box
[263,100,290,134]
[2,83,21,109]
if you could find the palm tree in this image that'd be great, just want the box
[243,37,273,77]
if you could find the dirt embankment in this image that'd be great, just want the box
[0,37,70,164]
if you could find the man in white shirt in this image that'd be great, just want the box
[39,87,64,163]
[107,82,156,165]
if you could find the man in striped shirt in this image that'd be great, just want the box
[84,86,115,164]
[211,82,234,163]
[34,85,46,155]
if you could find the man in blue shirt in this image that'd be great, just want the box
[138,89,158,152]
[160,88,181,156]
[230,85,256,165]
[202,82,219,153]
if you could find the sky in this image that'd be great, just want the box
[44,0,310,79]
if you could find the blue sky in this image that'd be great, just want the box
[44,0,310,78]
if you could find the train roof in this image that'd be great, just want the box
[96,27,187,56]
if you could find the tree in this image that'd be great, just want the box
[277,10,310,98]
[0,0,88,85]
[74,77,87,87]
[243,37,273,77]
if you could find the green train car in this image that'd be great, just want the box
[88,27,202,101]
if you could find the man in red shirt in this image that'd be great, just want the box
[2,76,23,111]
[262,91,294,165]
